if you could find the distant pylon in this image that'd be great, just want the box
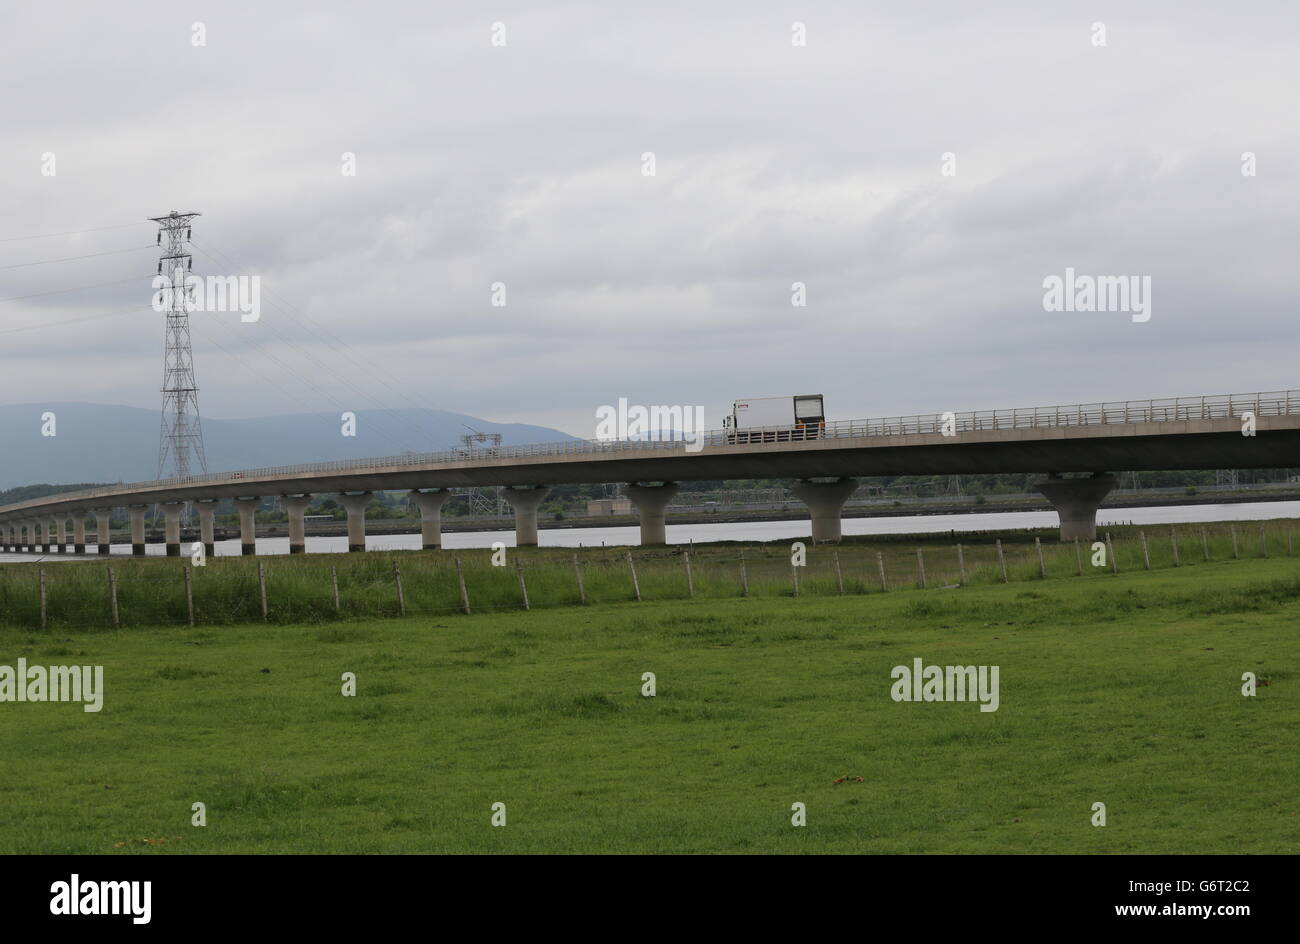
[150,210,208,485]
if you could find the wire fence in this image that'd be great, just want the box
[0,522,1292,631]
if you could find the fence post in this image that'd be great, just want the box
[995,540,1008,583]
[956,544,966,585]
[1107,533,1118,573]
[739,548,750,597]
[1035,537,1046,578]
[455,557,471,614]
[257,561,268,620]
[331,565,340,612]
[833,551,844,594]
[38,569,47,630]
[791,563,800,597]
[1202,528,1210,561]
[572,553,587,605]
[515,558,529,611]
[683,550,694,598]
[1230,526,1239,559]
[107,567,119,628]
[184,566,194,626]
[1139,531,1151,570]
[393,560,406,616]
[1290,531,1294,557]
[1074,537,1083,576]
[1260,523,1267,558]
[1170,529,1180,566]
[627,551,641,602]
[916,548,927,589]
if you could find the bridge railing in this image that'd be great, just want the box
[3,390,1297,512]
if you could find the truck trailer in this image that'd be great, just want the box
[722,394,826,444]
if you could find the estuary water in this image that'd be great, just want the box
[3,500,1300,561]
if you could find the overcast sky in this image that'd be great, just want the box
[2,0,1297,452]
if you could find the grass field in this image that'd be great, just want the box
[0,553,1295,854]
[0,519,1293,629]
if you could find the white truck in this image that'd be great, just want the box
[722,394,826,444]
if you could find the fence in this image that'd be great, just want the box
[0,522,1291,630]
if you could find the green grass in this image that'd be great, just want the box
[0,557,1295,853]
[0,519,1294,630]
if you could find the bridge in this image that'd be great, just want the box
[2,390,1298,556]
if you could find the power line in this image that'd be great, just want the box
[0,275,144,303]
[0,306,141,337]
[0,221,151,244]
[189,237,456,448]
[0,244,154,270]
[192,233,463,447]
[191,309,419,455]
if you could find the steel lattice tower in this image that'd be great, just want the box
[150,210,208,483]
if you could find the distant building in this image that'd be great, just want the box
[586,498,632,516]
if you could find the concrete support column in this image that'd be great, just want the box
[72,515,86,555]
[791,478,859,544]
[55,518,67,553]
[1033,473,1118,541]
[234,497,260,555]
[93,509,112,555]
[408,489,451,549]
[625,482,680,546]
[28,521,40,553]
[161,503,184,557]
[196,500,217,558]
[128,506,148,557]
[503,486,550,547]
[338,493,371,552]
[42,518,54,554]
[282,495,314,554]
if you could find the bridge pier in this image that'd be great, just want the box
[73,515,86,555]
[196,500,217,558]
[161,502,184,556]
[94,509,111,555]
[234,497,260,555]
[282,495,314,554]
[128,505,148,556]
[409,489,451,549]
[338,493,371,552]
[27,520,38,553]
[625,482,679,545]
[56,517,67,553]
[42,517,54,554]
[1033,473,1117,541]
[791,478,858,543]
[504,486,549,547]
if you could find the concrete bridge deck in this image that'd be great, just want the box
[2,390,1297,555]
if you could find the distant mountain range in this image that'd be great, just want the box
[0,402,579,489]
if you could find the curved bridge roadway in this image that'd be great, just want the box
[3,390,1298,555]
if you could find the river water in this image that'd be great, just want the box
[4,500,1300,561]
